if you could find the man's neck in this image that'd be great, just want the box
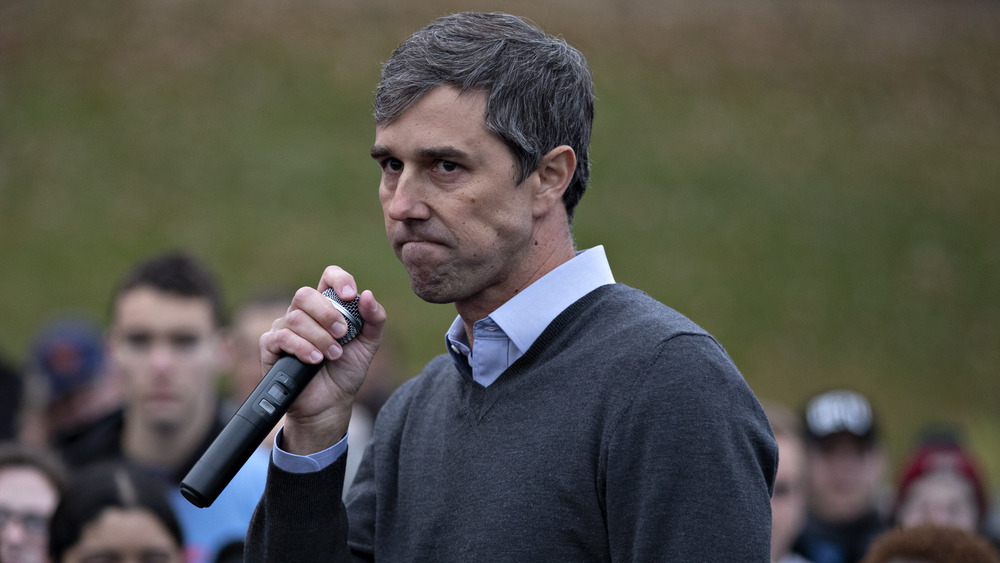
[456,230,576,347]
[121,399,217,473]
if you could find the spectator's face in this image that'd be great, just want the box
[771,435,807,561]
[897,471,979,532]
[376,86,540,307]
[60,507,182,563]
[806,433,885,522]
[110,288,225,432]
[0,467,59,563]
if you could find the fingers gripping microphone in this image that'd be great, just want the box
[180,289,363,508]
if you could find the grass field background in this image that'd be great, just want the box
[2,0,999,479]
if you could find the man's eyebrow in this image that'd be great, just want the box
[370,145,470,160]
[371,145,390,160]
[417,146,468,160]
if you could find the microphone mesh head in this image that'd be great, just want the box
[321,289,364,345]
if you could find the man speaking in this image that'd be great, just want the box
[246,11,777,561]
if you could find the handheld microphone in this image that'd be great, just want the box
[180,289,364,508]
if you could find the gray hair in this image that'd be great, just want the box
[374,12,594,222]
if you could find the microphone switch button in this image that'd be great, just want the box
[258,398,277,416]
[267,383,290,403]
[274,371,295,390]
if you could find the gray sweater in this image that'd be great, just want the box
[247,284,777,561]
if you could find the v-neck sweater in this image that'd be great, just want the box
[248,283,777,562]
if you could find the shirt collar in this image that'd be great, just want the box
[445,245,615,358]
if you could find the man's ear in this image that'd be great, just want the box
[532,145,576,218]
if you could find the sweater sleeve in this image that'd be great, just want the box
[245,452,354,562]
[604,333,778,562]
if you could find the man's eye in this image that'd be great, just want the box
[383,158,403,172]
[124,332,153,350]
[438,161,459,173]
[170,333,200,352]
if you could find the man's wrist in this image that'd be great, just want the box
[273,426,349,474]
[281,410,351,455]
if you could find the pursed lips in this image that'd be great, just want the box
[397,240,443,258]
[392,227,448,249]
[146,386,180,403]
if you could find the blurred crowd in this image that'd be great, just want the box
[765,389,1000,563]
[0,250,397,563]
[1,249,998,562]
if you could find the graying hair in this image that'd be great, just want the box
[374,12,594,222]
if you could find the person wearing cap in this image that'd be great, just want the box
[894,430,989,534]
[19,317,121,450]
[794,389,889,563]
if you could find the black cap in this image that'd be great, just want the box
[804,389,877,443]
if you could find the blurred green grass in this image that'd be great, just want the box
[2,0,999,476]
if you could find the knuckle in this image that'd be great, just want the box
[292,286,314,305]
[284,308,311,329]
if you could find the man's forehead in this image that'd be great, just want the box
[373,87,490,142]
[114,287,216,328]
[375,85,486,125]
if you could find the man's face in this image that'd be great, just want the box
[109,287,223,432]
[806,433,885,522]
[374,85,538,308]
[771,435,807,560]
[897,471,979,532]
[0,467,59,563]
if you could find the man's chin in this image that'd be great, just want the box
[143,402,185,430]
[406,272,457,304]
[148,417,185,435]
[411,286,454,304]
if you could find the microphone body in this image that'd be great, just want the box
[180,289,363,508]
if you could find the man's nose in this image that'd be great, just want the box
[385,169,430,221]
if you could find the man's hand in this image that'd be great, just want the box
[259,266,387,455]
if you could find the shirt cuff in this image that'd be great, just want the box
[271,426,349,474]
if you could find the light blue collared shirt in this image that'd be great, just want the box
[445,246,615,387]
[273,246,615,473]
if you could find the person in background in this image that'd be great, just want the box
[48,462,185,563]
[764,400,814,563]
[860,524,1000,563]
[0,442,68,563]
[56,251,267,563]
[231,289,374,491]
[18,316,121,450]
[894,427,989,535]
[247,11,776,561]
[795,389,889,563]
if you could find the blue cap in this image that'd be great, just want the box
[30,317,105,402]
